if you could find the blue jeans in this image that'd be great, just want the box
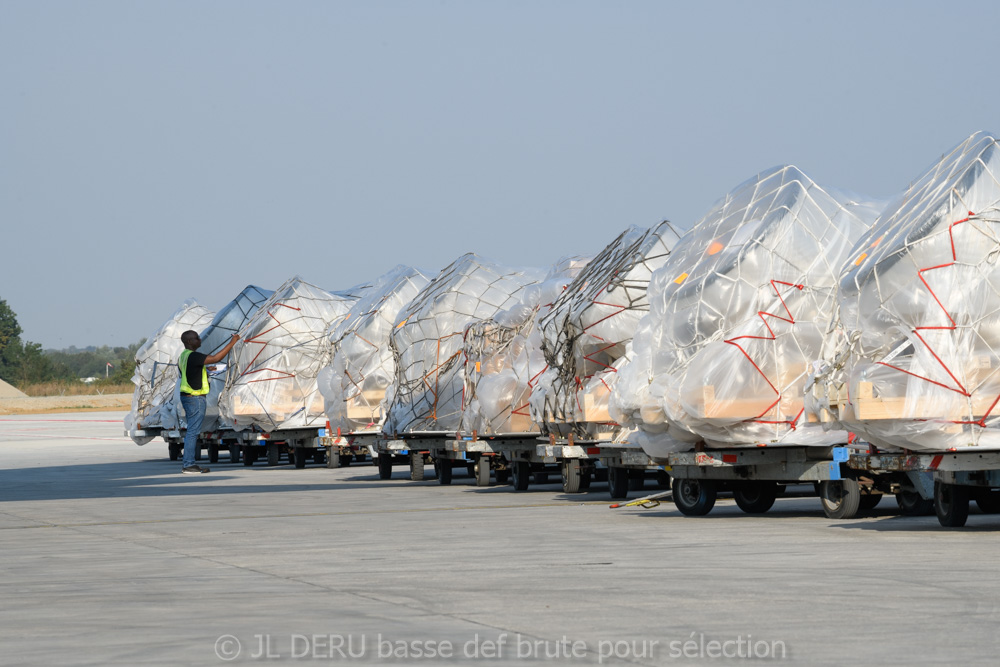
[180,394,207,468]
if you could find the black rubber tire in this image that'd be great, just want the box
[580,470,592,490]
[533,472,549,485]
[475,458,491,487]
[229,445,240,464]
[410,452,424,481]
[895,489,934,516]
[819,478,861,519]
[628,471,645,491]
[207,443,219,464]
[294,447,307,469]
[672,478,717,517]
[466,463,476,478]
[858,493,883,511]
[608,467,629,500]
[562,460,582,494]
[974,488,1000,514]
[340,454,352,467]
[495,468,510,485]
[313,449,326,465]
[435,458,452,485]
[267,443,280,467]
[377,455,392,480]
[168,443,181,461]
[242,446,255,467]
[655,470,671,490]
[511,461,530,492]
[733,481,778,514]
[935,481,970,527]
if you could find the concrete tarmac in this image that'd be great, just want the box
[2,412,1000,665]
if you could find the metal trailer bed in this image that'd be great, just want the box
[845,450,1000,527]
[372,433,457,481]
[247,426,329,468]
[140,426,247,465]
[663,445,904,519]
[316,427,376,468]
[402,432,669,498]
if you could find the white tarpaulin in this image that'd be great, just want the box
[613,166,875,457]
[384,254,543,434]
[318,265,431,434]
[530,221,681,440]
[809,131,1000,452]
[460,256,589,435]
[219,277,366,432]
[124,299,215,444]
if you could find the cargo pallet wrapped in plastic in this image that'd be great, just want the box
[194,285,274,433]
[219,277,365,432]
[529,221,681,440]
[810,131,1000,452]
[460,257,589,436]
[384,254,542,435]
[125,299,215,445]
[318,265,431,434]
[613,166,875,457]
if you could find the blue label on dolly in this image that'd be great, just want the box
[831,446,848,462]
[318,428,327,437]
[828,462,842,480]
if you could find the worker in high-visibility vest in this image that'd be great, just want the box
[177,330,239,474]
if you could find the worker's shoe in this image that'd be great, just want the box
[181,465,210,474]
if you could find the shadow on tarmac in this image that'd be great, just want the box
[0,459,407,503]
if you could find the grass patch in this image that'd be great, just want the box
[18,380,133,397]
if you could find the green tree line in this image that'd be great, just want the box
[0,298,143,387]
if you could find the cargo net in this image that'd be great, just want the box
[384,254,542,434]
[530,221,681,440]
[193,285,274,433]
[461,258,588,436]
[810,131,1000,452]
[614,166,873,453]
[124,299,215,444]
[318,265,431,434]
[219,277,362,432]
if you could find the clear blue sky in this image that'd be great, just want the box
[2,0,997,349]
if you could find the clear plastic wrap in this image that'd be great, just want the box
[318,265,431,434]
[613,166,875,456]
[384,254,543,434]
[219,277,366,432]
[124,299,215,444]
[195,286,274,433]
[460,256,589,435]
[530,222,682,439]
[814,131,1000,452]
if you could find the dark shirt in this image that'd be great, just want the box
[181,351,208,393]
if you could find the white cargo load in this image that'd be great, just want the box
[613,166,875,457]
[219,277,366,432]
[384,254,543,434]
[530,221,682,440]
[124,299,215,444]
[810,131,1000,452]
[318,265,431,434]
[460,256,589,436]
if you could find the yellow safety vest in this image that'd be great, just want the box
[178,349,210,396]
